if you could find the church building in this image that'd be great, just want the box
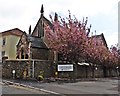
[16,5,54,61]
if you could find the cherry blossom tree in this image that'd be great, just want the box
[110,44,119,67]
[45,11,91,64]
[44,12,119,77]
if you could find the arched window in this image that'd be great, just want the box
[21,49,24,59]
[16,55,19,59]
[25,54,28,59]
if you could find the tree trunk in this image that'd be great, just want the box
[103,66,107,77]
[92,65,95,78]
[85,66,88,78]
[73,63,77,82]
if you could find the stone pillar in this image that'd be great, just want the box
[19,52,21,59]
[24,52,25,59]
[27,61,31,78]
[28,42,31,59]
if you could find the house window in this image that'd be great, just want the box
[2,51,5,57]
[2,38,6,45]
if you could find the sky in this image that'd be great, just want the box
[0,0,119,48]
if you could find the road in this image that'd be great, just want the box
[0,79,120,96]
[30,79,119,94]
[3,78,119,95]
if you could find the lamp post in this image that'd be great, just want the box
[95,67,98,70]
[12,70,15,79]
[116,66,119,76]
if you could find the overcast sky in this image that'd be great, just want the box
[0,0,119,48]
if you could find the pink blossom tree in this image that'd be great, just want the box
[44,12,119,77]
[45,12,91,64]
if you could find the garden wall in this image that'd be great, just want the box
[2,59,54,79]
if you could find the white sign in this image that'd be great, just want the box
[58,64,73,71]
[12,70,15,74]
[78,62,89,66]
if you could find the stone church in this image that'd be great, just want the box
[16,4,108,62]
[16,5,55,61]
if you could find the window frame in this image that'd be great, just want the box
[2,51,5,57]
[2,37,6,46]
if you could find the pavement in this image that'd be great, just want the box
[2,84,49,94]
[2,79,61,95]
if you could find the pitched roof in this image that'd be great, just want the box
[27,35,48,49]
[32,4,53,36]
[91,33,108,48]
[17,31,48,49]
[32,16,53,36]
[0,28,23,36]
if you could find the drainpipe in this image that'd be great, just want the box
[32,60,35,78]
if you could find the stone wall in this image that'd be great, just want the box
[32,48,49,60]
[57,64,118,79]
[76,65,118,78]
[2,60,54,79]
[2,60,118,79]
